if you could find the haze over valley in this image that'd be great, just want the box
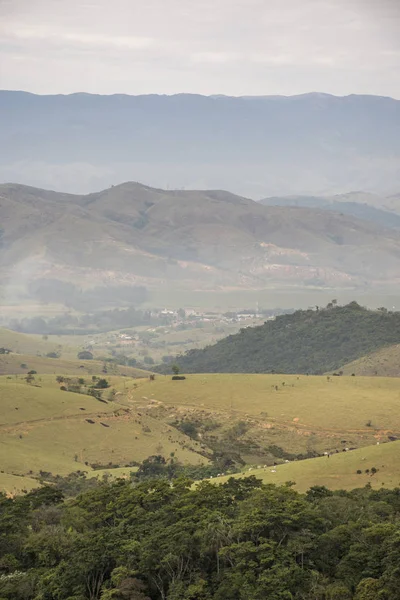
[2,1,400,597]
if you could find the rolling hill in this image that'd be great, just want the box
[213,440,400,492]
[0,373,209,482]
[3,182,400,301]
[1,91,400,197]
[169,302,400,374]
[3,369,400,492]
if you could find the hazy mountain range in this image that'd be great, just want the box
[2,182,400,302]
[260,192,400,228]
[1,91,400,197]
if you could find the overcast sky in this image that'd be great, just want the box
[1,0,399,98]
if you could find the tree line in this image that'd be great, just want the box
[2,476,400,599]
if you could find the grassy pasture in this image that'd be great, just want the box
[0,472,41,496]
[0,377,116,425]
[0,374,208,482]
[0,327,74,356]
[2,371,400,494]
[0,352,150,378]
[212,440,400,492]
[130,373,400,434]
[1,413,207,478]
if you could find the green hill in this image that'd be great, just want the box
[169,302,400,374]
[213,440,400,492]
[0,351,150,378]
[3,369,400,494]
[0,374,208,484]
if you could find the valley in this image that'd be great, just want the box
[2,344,400,495]
[1,5,400,596]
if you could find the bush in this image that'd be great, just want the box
[178,421,198,439]
[172,375,186,380]
[77,350,93,360]
[27,370,37,375]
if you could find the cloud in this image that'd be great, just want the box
[0,0,399,97]
[7,26,154,50]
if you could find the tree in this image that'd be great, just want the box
[172,364,180,375]
[143,356,155,365]
[354,578,382,600]
[96,378,109,389]
[137,455,167,478]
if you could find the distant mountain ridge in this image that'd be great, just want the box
[2,182,400,301]
[1,91,400,197]
[259,194,400,228]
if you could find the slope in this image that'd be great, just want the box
[135,372,400,435]
[213,441,400,492]
[341,344,400,377]
[0,374,209,480]
[4,182,400,297]
[0,353,149,377]
[169,302,400,374]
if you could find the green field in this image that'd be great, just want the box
[0,376,121,425]
[2,370,400,494]
[0,352,150,377]
[0,472,41,496]
[213,440,400,492]
[0,372,208,487]
[0,327,78,356]
[131,373,400,435]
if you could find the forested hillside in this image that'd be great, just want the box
[2,478,400,599]
[170,302,400,374]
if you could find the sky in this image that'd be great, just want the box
[0,0,400,98]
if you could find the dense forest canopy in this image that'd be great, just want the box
[169,302,400,374]
[2,477,400,599]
